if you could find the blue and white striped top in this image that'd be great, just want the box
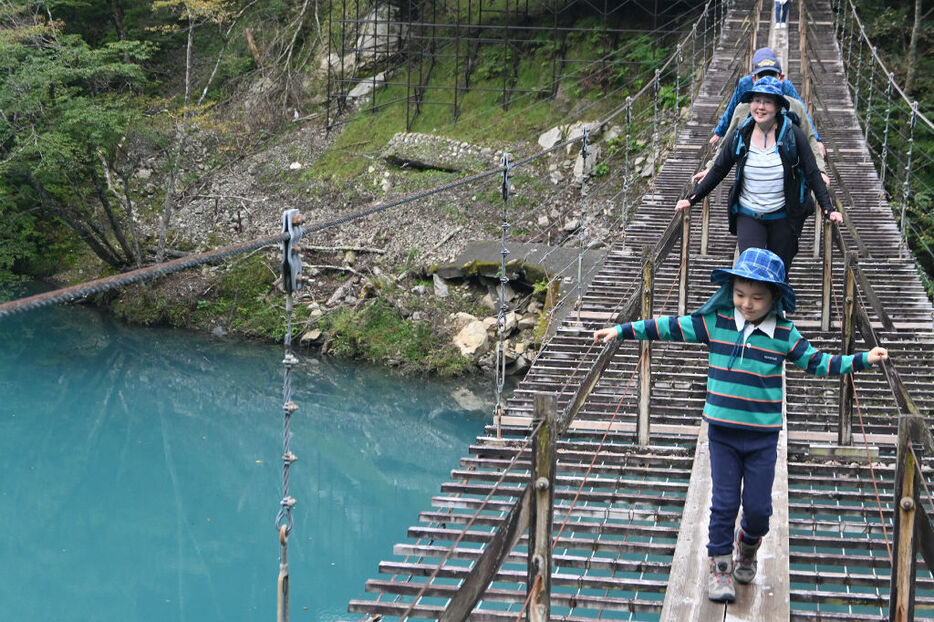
[738,144,784,214]
[616,308,871,430]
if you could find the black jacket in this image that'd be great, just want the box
[687,113,835,235]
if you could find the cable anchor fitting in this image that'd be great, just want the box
[281,209,304,295]
[500,153,513,202]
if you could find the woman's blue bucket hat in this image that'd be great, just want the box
[740,75,790,110]
[710,247,796,313]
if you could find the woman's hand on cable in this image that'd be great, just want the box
[691,169,709,185]
[594,327,618,343]
[867,347,888,364]
[828,211,843,224]
[821,173,830,188]
[675,199,691,212]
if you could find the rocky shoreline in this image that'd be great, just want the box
[94,115,649,377]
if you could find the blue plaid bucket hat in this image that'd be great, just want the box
[740,75,790,110]
[710,247,796,313]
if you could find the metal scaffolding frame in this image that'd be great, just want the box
[326,0,707,130]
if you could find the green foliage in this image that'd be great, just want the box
[0,9,154,270]
[593,161,609,177]
[197,254,284,339]
[322,299,474,376]
[111,254,286,340]
[658,84,678,109]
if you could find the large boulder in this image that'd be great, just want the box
[453,320,489,357]
[354,5,408,70]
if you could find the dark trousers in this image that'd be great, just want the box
[707,424,780,556]
[735,212,799,275]
[775,1,789,22]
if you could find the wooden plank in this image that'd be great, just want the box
[726,417,790,621]
[497,416,898,444]
[439,485,530,622]
[659,420,723,621]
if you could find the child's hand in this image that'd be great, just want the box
[868,346,888,364]
[594,327,618,343]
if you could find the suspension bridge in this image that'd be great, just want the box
[2,0,933,620]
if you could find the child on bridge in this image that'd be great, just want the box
[592,248,888,603]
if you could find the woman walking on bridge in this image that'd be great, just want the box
[675,76,842,276]
[593,248,888,603]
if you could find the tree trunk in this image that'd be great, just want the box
[90,166,137,264]
[906,0,922,94]
[29,176,125,269]
[110,0,127,41]
[158,12,195,263]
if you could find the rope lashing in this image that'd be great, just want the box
[652,68,661,175]
[880,72,895,190]
[853,28,864,115]
[845,6,854,69]
[623,96,632,226]
[276,209,304,622]
[863,46,876,143]
[900,101,918,258]
[675,44,683,120]
[494,153,513,440]
[577,128,590,322]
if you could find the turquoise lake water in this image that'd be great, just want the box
[0,303,491,621]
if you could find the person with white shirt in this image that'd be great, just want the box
[675,77,842,275]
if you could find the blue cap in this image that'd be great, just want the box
[739,75,790,110]
[710,248,796,312]
[751,47,782,76]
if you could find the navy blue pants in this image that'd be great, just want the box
[735,212,799,276]
[775,1,789,23]
[707,424,780,556]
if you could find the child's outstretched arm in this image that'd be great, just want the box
[787,328,889,375]
[593,316,710,346]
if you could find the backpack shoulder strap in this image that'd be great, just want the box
[777,113,798,162]
[732,115,755,158]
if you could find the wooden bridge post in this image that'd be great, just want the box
[798,0,811,109]
[678,208,690,315]
[812,203,822,259]
[528,393,556,622]
[838,251,857,446]
[638,245,653,446]
[821,220,833,331]
[748,0,762,70]
[890,415,923,622]
[700,197,710,256]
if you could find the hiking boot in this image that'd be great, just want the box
[733,528,762,585]
[708,554,736,602]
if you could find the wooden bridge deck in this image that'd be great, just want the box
[348,1,934,620]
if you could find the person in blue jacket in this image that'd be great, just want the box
[709,48,824,159]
